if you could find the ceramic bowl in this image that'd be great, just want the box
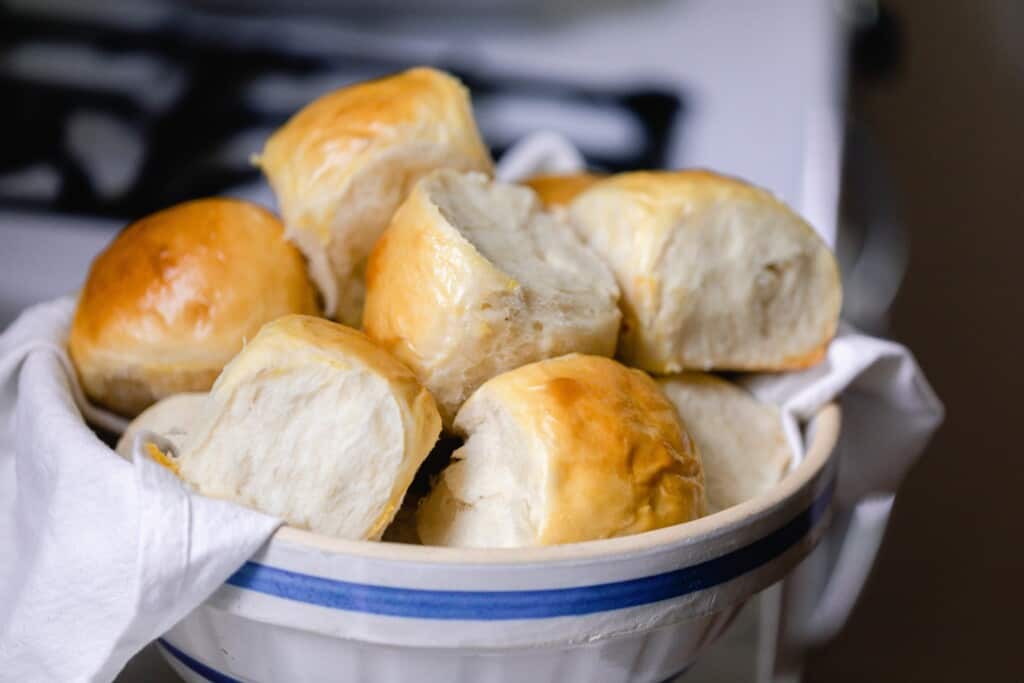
[156,405,840,683]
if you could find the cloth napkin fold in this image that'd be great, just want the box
[0,298,943,682]
[0,298,281,683]
[742,322,944,508]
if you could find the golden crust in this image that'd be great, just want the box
[257,67,494,323]
[362,176,509,371]
[362,175,514,398]
[144,441,180,476]
[363,170,621,427]
[523,172,604,207]
[569,170,842,373]
[472,354,706,544]
[68,198,320,417]
[216,315,434,407]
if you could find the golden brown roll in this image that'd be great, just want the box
[657,373,791,514]
[416,354,706,548]
[69,198,319,417]
[569,171,842,373]
[178,315,442,540]
[363,169,621,426]
[257,67,494,325]
[523,172,604,207]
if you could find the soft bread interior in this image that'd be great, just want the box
[658,373,791,513]
[413,171,621,422]
[181,364,404,539]
[417,397,541,548]
[652,200,839,370]
[432,173,614,307]
[321,144,487,325]
[177,316,440,540]
[569,172,841,372]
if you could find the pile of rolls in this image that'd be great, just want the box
[71,67,841,548]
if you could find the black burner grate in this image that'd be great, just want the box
[0,4,683,220]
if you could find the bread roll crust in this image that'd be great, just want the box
[569,170,842,373]
[417,354,706,548]
[258,67,493,324]
[363,170,621,426]
[523,172,604,207]
[179,315,442,540]
[69,198,319,417]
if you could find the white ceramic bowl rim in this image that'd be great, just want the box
[158,408,839,683]
[207,406,838,631]
[266,404,840,566]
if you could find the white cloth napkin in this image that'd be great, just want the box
[743,322,944,508]
[0,298,281,682]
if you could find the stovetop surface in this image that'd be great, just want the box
[0,2,682,220]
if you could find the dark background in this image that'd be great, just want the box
[807,1,1023,681]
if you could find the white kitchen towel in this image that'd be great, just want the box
[742,321,944,508]
[0,135,943,681]
[0,298,281,683]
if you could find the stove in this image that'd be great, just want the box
[0,2,682,220]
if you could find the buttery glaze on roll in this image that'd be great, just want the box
[363,169,621,426]
[417,354,707,548]
[523,172,604,207]
[177,315,441,540]
[257,67,493,325]
[69,198,319,417]
[569,171,842,373]
[658,373,791,514]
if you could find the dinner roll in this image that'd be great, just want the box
[363,169,622,426]
[658,373,791,514]
[523,172,604,207]
[258,67,493,325]
[417,354,706,548]
[177,315,441,540]
[114,392,206,460]
[69,198,319,417]
[569,171,842,373]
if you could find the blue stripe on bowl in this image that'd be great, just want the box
[226,480,834,620]
[158,638,243,683]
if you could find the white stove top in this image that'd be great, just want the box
[0,0,848,330]
[382,0,846,239]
